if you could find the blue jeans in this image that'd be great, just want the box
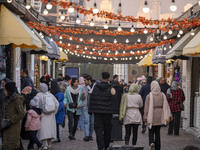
[78,108,84,130]
[82,107,94,137]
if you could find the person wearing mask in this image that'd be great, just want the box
[64,77,83,140]
[139,76,153,134]
[25,97,43,150]
[159,77,170,95]
[167,81,185,136]
[119,83,143,146]
[50,80,65,143]
[84,75,95,141]
[89,72,116,150]
[37,83,59,149]
[1,82,25,150]
[144,81,172,150]
[21,70,34,90]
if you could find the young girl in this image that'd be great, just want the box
[25,97,43,150]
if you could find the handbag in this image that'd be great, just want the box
[1,119,11,130]
[69,102,77,109]
[179,90,184,111]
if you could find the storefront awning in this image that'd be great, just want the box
[152,44,171,64]
[138,51,153,67]
[0,5,42,49]
[58,49,68,62]
[183,30,200,56]
[22,29,53,54]
[44,36,60,60]
[166,28,200,60]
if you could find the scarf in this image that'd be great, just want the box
[167,81,179,99]
[68,85,81,95]
[147,81,172,129]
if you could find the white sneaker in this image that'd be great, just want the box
[42,146,48,150]
[149,143,155,150]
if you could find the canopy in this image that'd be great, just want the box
[166,27,200,60]
[22,29,53,54]
[0,5,42,49]
[138,51,153,67]
[152,44,171,64]
[183,31,200,56]
[58,49,68,62]
[44,36,60,60]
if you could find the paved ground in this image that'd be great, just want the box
[22,120,200,150]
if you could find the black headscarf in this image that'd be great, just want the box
[50,80,61,96]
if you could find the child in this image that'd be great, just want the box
[54,91,66,142]
[25,97,43,150]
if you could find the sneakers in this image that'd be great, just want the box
[68,135,76,140]
[38,145,45,150]
[83,136,90,141]
[149,143,155,150]
[89,136,93,141]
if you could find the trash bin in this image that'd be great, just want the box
[111,114,123,141]
[109,145,144,150]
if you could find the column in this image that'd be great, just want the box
[13,47,21,92]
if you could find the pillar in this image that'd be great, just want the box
[13,47,21,92]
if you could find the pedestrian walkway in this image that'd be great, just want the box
[22,124,200,150]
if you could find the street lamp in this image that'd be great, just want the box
[170,0,177,12]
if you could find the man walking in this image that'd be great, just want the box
[21,69,34,90]
[89,72,116,150]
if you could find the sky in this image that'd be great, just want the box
[85,0,198,19]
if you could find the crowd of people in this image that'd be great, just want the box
[0,70,199,150]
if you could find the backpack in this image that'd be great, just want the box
[42,93,56,114]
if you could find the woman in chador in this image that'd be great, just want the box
[144,81,172,150]
[119,83,143,146]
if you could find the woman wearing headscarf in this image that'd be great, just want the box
[144,81,172,150]
[37,83,59,149]
[50,80,65,143]
[1,82,25,150]
[166,81,185,136]
[64,77,83,140]
[119,83,143,146]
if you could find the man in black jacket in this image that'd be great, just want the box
[89,72,116,150]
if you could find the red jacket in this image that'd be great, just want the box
[167,89,185,113]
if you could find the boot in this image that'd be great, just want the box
[125,140,129,145]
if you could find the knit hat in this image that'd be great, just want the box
[5,82,16,92]
[30,96,39,108]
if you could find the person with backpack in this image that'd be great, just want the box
[37,83,59,149]
[25,97,43,150]
[64,77,83,140]
[50,80,66,143]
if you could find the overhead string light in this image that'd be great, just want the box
[191,28,195,36]
[137,37,141,43]
[102,38,105,43]
[76,14,81,24]
[130,25,135,33]
[117,2,122,14]
[117,23,122,32]
[93,2,99,14]
[43,7,48,15]
[90,19,94,27]
[143,0,149,13]
[125,38,129,43]
[179,29,183,35]
[104,21,108,29]
[177,34,181,38]
[163,35,167,40]
[150,36,154,42]
[79,37,83,42]
[26,0,31,9]
[114,39,117,43]
[91,37,94,42]
[168,28,173,34]
[199,0,200,5]
[60,12,65,20]
[170,0,177,12]
[46,0,52,10]
[143,26,148,34]
[68,2,74,13]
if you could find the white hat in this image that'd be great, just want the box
[30,96,39,108]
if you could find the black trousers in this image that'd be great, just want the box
[139,108,146,130]
[149,125,161,150]
[94,113,112,150]
[125,124,139,145]
[56,123,60,140]
[28,131,42,149]
[67,111,80,136]
[168,111,181,135]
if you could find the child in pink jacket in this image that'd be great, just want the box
[25,97,43,150]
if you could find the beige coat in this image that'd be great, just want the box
[144,93,164,126]
[123,94,143,125]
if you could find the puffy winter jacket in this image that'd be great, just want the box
[25,108,41,131]
[88,82,116,114]
[55,92,66,125]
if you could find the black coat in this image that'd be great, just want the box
[160,83,170,95]
[88,82,117,114]
[113,85,123,114]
